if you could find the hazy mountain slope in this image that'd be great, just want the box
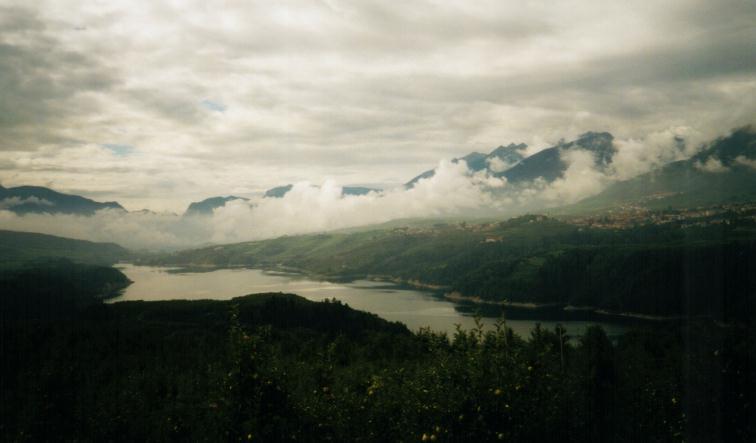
[406,143,526,188]
[0,230,129,267]
[264,184,294,198]
[499,132,615,184]
[0,185,124,215]
[567,128,756,212]
[341,186,380,196]
[264,184,380,198]
[184,196,249,216]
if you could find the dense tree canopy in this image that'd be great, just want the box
[2,290,753,441]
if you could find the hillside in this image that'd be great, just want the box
[144,213,756,320]
[183,196,249,216]
[498,132,615,184]
[0,185,124,215]
[404,132,615,189]
[0,259,132,320]
[0,230,130,268]
[567,128,756,212]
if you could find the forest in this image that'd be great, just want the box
[1,279,754,442]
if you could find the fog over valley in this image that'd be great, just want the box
[3,126,753,249]
[2,1,755,249]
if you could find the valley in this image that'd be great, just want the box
[142,204,756,322]
[3,2,755,439]
[1,125,754,443]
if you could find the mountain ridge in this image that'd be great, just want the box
[565,127,756,212]
[406,142,526,188]
[0,229,130,266]
[264,184,381,198]
[0,185,125,215]
[184,195,249,216]
[498,132,615,184]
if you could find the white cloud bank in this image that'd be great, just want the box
[0,128,722,250]
[1,161,501,249]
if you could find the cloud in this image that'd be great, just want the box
[486,156,515,173]
[609,127,704,180]
[695,157,730,173]
[0,196,53,209]
[0,141,635,249]
[537,150,608,204]
[736,155,756,170]
[0,208,213,251]
[0,159,523,249]
[0,0,754,212]
[206,160,503,244]
[0,6,121,149]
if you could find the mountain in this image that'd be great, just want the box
[264,185,294,198]
[342,186,380,196]
[405,133,614,188]
[264,184,381,198]
[183,196,249,216]
[498,132,615,184]
[568,128,756,212]
[0,185,125,215]
[0,229,130,267]
[406,143,526,188]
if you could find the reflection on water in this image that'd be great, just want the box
[112,264,631,338]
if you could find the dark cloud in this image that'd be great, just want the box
[0,6,121,149]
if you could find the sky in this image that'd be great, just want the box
[0,0,755,214]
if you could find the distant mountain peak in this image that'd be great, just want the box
[405,142,527,187]
[498,131,615,184]
[264,185,294,198]
[571,131,616,168]
[692,126,756,166]
[264,184,381,198]
[577,131,613,141]
[491,142,527,156]
[0,185,125,215]
[184,196,248,216]
[567,128,756,212]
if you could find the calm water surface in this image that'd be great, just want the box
[112,264,631,338]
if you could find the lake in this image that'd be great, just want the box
[111,264,633,338]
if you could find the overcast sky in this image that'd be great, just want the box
[1,0,755,212]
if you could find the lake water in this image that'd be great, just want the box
[111,264,632,338]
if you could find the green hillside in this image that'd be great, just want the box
[145,213,756,319]
[0,230,130,268]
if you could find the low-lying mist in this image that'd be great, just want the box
[0,128,707,251]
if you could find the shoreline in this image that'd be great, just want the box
[444,290,685,321]
[126,262,683,322]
